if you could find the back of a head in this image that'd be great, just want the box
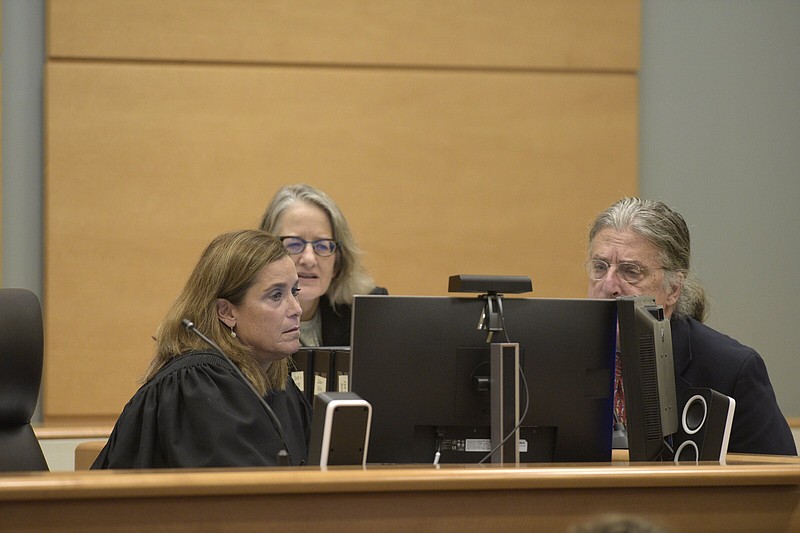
[567,514,670,533]
[589,197,707,322]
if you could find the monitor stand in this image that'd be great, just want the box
[490,342,521,465]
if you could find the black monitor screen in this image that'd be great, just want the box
[350,296,617,464]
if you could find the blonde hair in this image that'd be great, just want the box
[259,183,375,308]
[145,230,290,394]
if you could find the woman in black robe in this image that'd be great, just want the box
[92,230,312,468]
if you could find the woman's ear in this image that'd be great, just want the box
[216,298,236,328]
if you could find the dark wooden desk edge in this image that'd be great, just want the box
[2,456,799,502]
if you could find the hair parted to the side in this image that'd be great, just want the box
[145,230,290,395]
[259,183,375,308]
[588,197,708,322]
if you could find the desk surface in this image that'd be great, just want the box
[2,455,799,532]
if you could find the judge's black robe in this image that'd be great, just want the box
[92,351,311,469]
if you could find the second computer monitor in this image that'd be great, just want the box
[350,295,617,464]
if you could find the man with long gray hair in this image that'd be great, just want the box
[586,197,795,455]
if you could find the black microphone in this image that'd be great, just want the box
[182,318,291,466]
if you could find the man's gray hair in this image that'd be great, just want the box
[588,197,707,322]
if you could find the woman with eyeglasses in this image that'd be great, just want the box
[259,184,387,347]
[587,197,795,456]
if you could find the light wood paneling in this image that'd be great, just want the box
[2,458,800,531]
[47,0,639,71]
[1,5,3,281]
[44,1,639,422]
[1,69,3,284]
[44,62,636,420]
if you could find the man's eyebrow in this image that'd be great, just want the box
[590,256,646,266]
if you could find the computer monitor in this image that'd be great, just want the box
[350,295,617,464]
[617,296,678,461]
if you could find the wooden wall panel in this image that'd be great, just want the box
[47,0,639,71]
[1,6,3,281]
[0,102,2,288]
[44,1,639,422]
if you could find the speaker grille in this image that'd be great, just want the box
[639,334,661,439]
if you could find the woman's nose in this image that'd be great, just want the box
[297,243,317,265]
[289,293,302,316]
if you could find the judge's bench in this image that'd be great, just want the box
[1,451,799,532]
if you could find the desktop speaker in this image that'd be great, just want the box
[673,388,735,464]
[307,392,372,467]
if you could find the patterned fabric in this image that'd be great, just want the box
[614,351,626,425]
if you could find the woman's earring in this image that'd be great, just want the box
[230,325,237,338]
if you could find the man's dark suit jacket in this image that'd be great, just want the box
[318,287,389,346]
[671,315,796,456]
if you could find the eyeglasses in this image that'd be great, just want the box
[280,236,338,257]
[585,259,655,285]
